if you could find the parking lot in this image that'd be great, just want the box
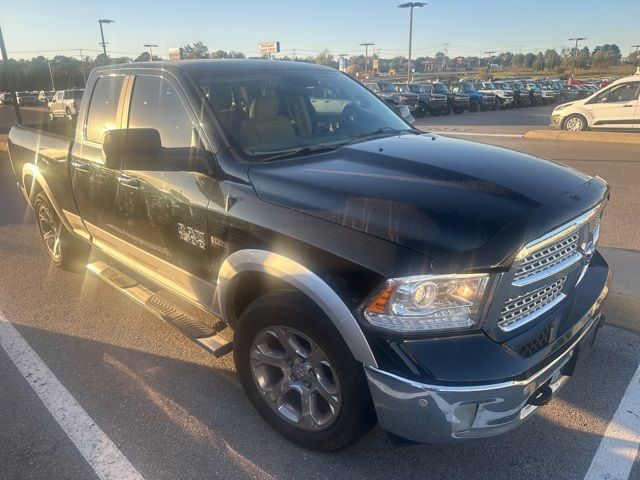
[0,103,639,479]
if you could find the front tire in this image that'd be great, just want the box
[469,100,480,113]
[563,114,588,132]
[48,109,55,121]
[234,290,376,451]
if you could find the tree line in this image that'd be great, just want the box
[1,41,637,92]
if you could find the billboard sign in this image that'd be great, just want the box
[259,41,281,54]
[338,56,349,72]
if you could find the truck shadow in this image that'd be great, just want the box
[7,320,639,480]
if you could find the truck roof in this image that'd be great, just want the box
[93,59,334,76]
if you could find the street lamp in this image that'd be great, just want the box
[98,19,115,57]
[360,43,374,78]
[568,37,586,75]
[142,44,158,61]
[484,50,496,78]
[398,2,425,83]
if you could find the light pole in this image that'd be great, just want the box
[98,19,115,56]
[78,49,86,85]
[484,50,495,78]
[568,37,586,75]
[142,44,158,61]
[47,58,55,90]
[398,2,425,83]
[360,43,374,78]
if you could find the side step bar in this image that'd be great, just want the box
[87,261,232,357]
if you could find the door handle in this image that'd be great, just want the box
[117,174,140,189]
[71,161,90,173]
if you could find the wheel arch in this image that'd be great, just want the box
[215,249,378,368]
[21,163,74,232]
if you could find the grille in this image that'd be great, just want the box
[514,233,580,283]
[499,277,566,331]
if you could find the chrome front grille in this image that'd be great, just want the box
[514,232,580,285]
[499,277,567,332]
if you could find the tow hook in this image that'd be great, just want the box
[527,383,553,407]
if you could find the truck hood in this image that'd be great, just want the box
[248,134,608,272]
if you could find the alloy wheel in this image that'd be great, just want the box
[249,325,342,432]
[37,202,61,260]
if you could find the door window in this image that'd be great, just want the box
[85,76,125,143]
[604,83,640,103]
[128,76,194,148]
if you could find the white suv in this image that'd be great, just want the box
[551,71,640,131]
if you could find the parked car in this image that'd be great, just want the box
[538,81,563,103]
[364,81,419,115]
[394,83,447,117]
[48,89,84,120]
[8,60,611,451]
[474,81,514,109]
[551,72,640,131]
[450,82,495,112]
[38,90,55,104]
[430,82,470,114]
[15,91,38,106]
[0,92,13,105]
[495,81,530,108]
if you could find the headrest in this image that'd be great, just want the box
[250,96,279,121]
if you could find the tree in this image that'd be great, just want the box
[524,52,537,68]
[181,41,209,59]
[313,49,337,68]
[575,47,590,69]
[592,44,622,66]
[533,52,544,70]
[544,49,561,70]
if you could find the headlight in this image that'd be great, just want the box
[363,273,491,333]
[553,103,573,112]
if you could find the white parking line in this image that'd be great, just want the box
[584,361,640,480]
[0,310,145,480]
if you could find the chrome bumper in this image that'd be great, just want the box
[365,272,611,443]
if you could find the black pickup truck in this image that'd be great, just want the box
[8,60,611,452]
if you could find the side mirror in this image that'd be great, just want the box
[102,128,162,170]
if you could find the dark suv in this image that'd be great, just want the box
[394,83,447,117]
[450,82,495,112]
[429,82,470,114]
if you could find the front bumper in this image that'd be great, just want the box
[550,114,562,128]
[366,267,611,443]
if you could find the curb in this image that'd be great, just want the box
[524,129,640,144]
[0,134,7,152]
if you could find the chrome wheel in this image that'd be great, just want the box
[249,326,342,432]
[37,202,61,261]
[565,116,585,131]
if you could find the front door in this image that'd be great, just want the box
[589,81,640,129]
[118,74,218,307]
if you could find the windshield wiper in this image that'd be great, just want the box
[257,142,348,162]
[348,126,422,140]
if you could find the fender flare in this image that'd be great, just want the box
[22,163,74,233]
[215,249,378,368]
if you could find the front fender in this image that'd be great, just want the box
[215,249,378,368]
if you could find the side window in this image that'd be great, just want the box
[128,76,194,148]
[604,83,640,103]
[85,76,124,143]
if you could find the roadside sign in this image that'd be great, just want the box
[338,56,349,72]
[259,41,280,54]
[168,48,184,61]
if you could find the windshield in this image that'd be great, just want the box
[461,83,476,92]
[192,68,412,159]
[378,82,395,93]
[483,82,495,89]
[433,83,448,93]
[410,85,426,93]
[67,90,84,99]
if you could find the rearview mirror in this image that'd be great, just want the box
[102,128,162,170]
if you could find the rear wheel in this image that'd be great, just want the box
[234,291,375,451]
[34,192,89,270]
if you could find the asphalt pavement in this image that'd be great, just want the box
[0,105,639,480]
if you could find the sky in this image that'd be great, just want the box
[2,0,639,61]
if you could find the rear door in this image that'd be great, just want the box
[119,74,218,306]
[70,74,129,248]
[588,81,640,129]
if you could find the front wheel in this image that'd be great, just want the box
[452,106,464,114]
[441,103,451,115]
[65,108,73,121]
[234,291,376,451]
[414,102,427,118]
[48,109,55,121]
[563,114,588,132]
[469,100,480,113]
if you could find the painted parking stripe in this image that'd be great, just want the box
[584,361,640,480]
[0,310,145,480]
